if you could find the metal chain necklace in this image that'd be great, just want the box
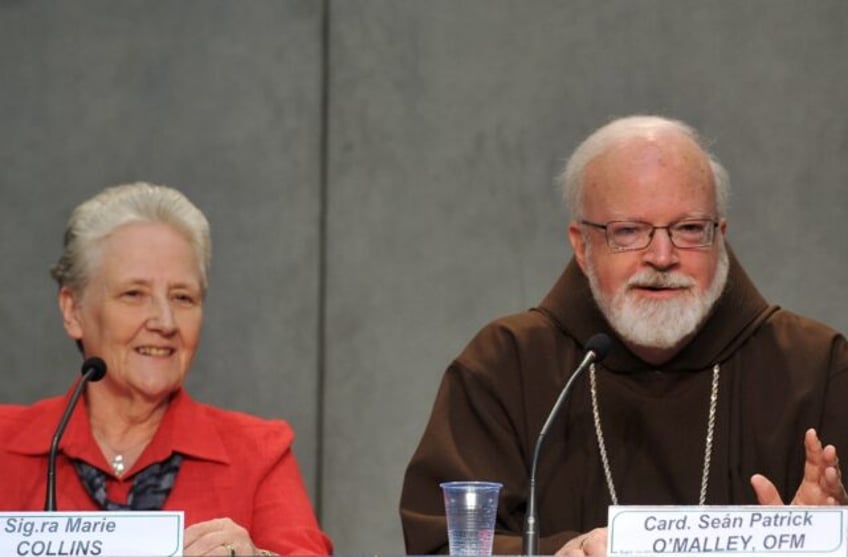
[589,363,720,505]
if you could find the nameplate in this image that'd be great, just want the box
[0,511,184,556]
[608,505,847,556]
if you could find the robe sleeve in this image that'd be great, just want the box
[400,321,582,555]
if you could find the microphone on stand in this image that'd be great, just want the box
[522,333,611,555]
[44,356,107,511]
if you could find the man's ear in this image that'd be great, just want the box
[568,222,589,274]
[58,286,84,341]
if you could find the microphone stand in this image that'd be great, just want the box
[522,334,610,555]
[45,357,107,511]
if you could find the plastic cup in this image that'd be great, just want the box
[440,481,502,556]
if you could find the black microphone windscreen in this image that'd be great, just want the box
[586,333,612,362]
[80,357,107,382]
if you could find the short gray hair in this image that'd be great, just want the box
[50,182,211,295]
[559,115,730,220]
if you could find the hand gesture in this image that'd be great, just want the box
[751,428,847,506]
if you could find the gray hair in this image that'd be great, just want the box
[559,115,730,220]
[50,182,211,296]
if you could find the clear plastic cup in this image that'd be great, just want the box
[440,481,502,556]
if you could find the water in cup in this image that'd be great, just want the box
[440,481,502,556]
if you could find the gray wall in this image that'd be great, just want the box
[1,1,846,554]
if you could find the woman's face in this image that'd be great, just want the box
[59,221,203,401]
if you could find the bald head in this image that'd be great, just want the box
[560,116,729,221]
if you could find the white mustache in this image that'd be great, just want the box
[627,270,696,289]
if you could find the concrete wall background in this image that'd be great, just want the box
[0,0,324,507]
[1,1,846,554]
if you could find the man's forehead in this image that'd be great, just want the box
[585,133,711,185]
[602,131,706,166]
[580,134,716,218]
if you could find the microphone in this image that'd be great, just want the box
[44,357,107,511]
[522,333,611,555]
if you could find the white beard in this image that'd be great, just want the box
[586,243,730,350]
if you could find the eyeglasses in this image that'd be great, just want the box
[580,218,719,252]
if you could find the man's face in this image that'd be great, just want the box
[568,132,728,354]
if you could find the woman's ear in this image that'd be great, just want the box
[58,286,84,340]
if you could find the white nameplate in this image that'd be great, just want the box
[0,511,184,556]
[608,505,847,556]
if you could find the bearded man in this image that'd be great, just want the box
[399,115,848,556]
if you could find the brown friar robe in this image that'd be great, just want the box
[400,245,848,554]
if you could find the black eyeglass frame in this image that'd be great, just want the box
[579,218,720,252]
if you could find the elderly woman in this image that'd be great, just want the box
[0,183,332,556]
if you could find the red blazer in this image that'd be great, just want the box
[0,387,332,555]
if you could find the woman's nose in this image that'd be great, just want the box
[147,296,177,333]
